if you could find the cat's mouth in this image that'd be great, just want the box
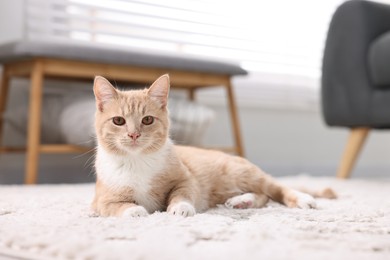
[119,139,141,150]
[129,141,139,147]
[127,140,140,147]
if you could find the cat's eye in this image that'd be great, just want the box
[142,116,154,125]
[112,116,126,126]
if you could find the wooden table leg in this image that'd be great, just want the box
[25,60,44,184]
[225,79,244,157]
[0,66,10,148]
[188,88,196,101]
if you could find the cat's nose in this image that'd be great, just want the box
[128,132,141,140]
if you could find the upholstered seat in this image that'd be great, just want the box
[0,41,247,76]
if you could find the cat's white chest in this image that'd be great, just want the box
[96,146,169,212]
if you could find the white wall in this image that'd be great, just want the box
[200,103,390,177]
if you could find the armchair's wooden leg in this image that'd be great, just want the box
[25,60,44,184]
[337,127,370,179]
[225,79,244,157]
[0,66,10,147]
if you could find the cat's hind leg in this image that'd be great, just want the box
[225,193,269,209]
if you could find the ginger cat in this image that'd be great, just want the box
[91,75,329,217]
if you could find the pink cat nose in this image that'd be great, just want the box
[128,132,141,140]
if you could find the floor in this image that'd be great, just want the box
[1,176,389,260]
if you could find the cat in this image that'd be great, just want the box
[91,74,335,217]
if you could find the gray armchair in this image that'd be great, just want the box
[322,0,390,178]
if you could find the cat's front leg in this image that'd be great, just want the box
[122,205,149,217]
[167,200,196,217]
[167,187,196,217]
[96,201,148,217]
[166,174,198,217]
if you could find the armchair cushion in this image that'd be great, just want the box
[369,32,390,88]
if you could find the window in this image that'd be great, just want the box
[26,0,356,109]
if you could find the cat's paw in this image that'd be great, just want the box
[168,201,196,217]
[225,193,255,209]
[122,206,149,217]
[290,191,317,209]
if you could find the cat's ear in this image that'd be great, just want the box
[93,76,118,112]
[148,74,170,108]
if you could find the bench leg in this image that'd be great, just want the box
[25,61,44,184]
[225,80,244,157]
[188,88,196,101]
[337,127,370,179]
[0,67,10,148]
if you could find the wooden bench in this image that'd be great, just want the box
[0,41,247,184]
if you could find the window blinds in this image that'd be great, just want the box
[25,0,344,78]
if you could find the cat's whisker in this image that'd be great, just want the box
[77,138,95,146]
[82,159,97,172]
[83,150,98,169]
[72,147,96,160]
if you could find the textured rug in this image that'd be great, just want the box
[1,176,389,260]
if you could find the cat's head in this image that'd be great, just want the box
[93,74,170,155]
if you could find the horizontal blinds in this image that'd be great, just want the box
[25,0,346,79]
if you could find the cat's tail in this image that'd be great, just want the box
[296,187,337,199]
[257,174,337,208]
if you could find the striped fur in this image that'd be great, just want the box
[92,75,328,217]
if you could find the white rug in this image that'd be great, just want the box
[1,176,390,260]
